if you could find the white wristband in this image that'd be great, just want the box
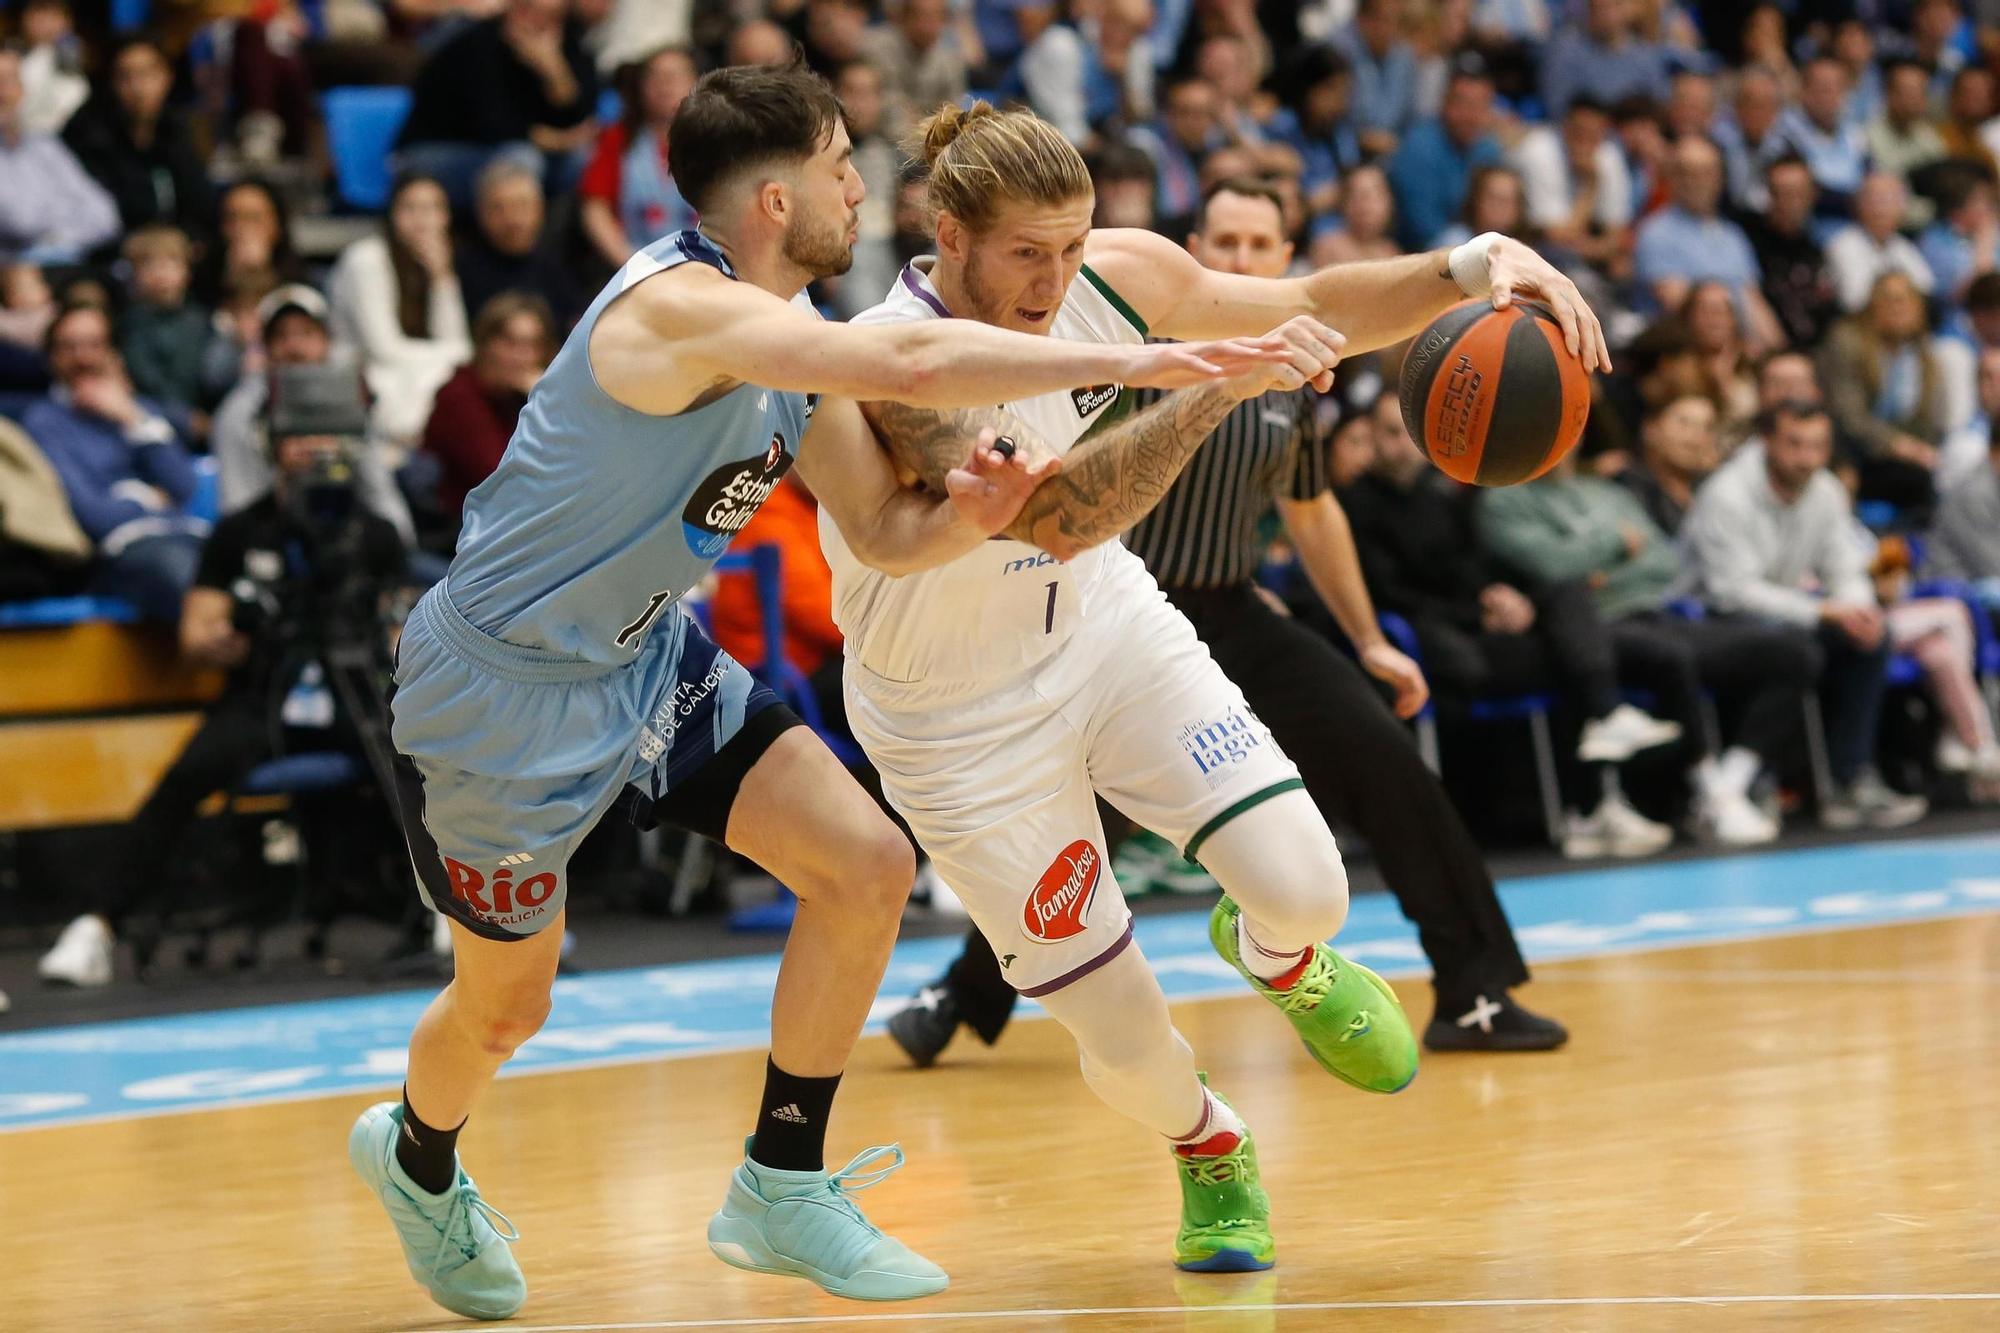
[1447,231,1502,298]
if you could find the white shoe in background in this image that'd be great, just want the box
[37,914,114,987]
[430,911,452,956]
[1577,704,1683,763]
[1595,791,1675,857]
[1936,735,1977,773]
[1561,807,1608,859]
[0,987,9,1014]
[1691,750,1780,846]
[1696,786,1780,845]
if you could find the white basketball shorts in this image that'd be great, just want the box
[843,549,1303,996]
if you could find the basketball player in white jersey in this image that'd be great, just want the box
[826,104,1609,1272]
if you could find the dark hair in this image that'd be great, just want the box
[1934,163,1996,218]
[1275,43,1350,109]
[1764,151,1812,178]
[43,301,105,358]
[1565,94,1610,119]
[1088,141,1158,188]
[1757,397,1831,437]
[1883,56,1933,84]
[617,45,699,134]
[1200,176,1287,227]
[474,291,557,353]
[384,172,449,341]
[668,55,846,214]
[1967,271,2000,311]
[1611,93,1663,127]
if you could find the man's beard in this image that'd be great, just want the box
[961,248,1026,330]
[783,209,854,278]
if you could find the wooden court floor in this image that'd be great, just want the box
[6,914,1999,1333]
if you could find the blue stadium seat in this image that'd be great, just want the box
[112,0,151,31]
[241,753,365,796]
[0,596,139,629]
[322,87,413,212]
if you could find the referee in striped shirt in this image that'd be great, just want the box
[890,178,1566,1062]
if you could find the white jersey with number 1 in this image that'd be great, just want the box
[816,257,1305,1000]
[820,257,1148,684]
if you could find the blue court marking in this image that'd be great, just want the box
[4,833,1999,1133]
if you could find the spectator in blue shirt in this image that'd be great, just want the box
[26,304,204,620]
[1267,44,1362,217]
[1714,65,1786,214]
[1633,134,1784,346]
[1772,56,1869,217]
[1333,0,1418,158]
[1911,0,1970,112]
[1539,0,1672,119]
[1386,61,1503,251]
[1125,74,1223,231]
[1918,168,2000,312]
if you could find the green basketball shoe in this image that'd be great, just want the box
[1173,1090,1274,1273]
[347,1101,526,1321]
[1209,896,1419,1093]
[708,1141,948,1301]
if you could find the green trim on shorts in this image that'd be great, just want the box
[1080,263,1149,339]
[1183,778,1306,863]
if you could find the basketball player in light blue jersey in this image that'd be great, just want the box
[344,59,1294,1320]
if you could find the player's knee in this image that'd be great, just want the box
[845,820,918,915]
[1260,838,1350,945]
[459,989,552,1058]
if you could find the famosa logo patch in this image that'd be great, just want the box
[682,433,793,559]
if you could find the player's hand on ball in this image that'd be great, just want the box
[945,428,1061,535]
[1480,236,1612,373]
[1123,335,1294,389]
[1226,316,1345,398]
[1359,640,1430,719]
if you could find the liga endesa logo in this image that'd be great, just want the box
[1024,839,1101,943]
[442,857,558,926]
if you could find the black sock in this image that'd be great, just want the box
[395,1086,464,1196]
[749,1056,842,1172]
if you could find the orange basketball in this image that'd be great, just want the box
[1398,299,1591,487]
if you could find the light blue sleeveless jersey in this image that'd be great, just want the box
[446,229,814,665]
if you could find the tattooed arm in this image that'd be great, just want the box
[1001,386,1245,559]
[864,315,1345,562]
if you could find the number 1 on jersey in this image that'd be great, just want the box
[1044,581,1057,634]
[616,589,674,647]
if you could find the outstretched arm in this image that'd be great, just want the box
[867,316,1344,562]
[798,396,1053,577]
[1085,227,1611,370]
[590,265,1288,417]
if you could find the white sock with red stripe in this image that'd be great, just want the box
[1169,1087,1246,1160]
[1237,914,1314,990]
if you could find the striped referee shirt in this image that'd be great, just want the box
[1123,385,1331,590]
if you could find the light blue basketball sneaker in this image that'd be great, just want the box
[348,1101,527,1321]
[708,1140,948,1300]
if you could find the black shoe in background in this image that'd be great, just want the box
[1424,990,1569,1052]
[887,982,961,1068]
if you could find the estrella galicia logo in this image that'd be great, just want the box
[1070,383,1120,418]
[682,432,793,559]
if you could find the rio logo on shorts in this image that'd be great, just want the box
[1025,839,1101,942]
[443,857,558,928]
[681,432,794,559]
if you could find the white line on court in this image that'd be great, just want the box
[412,1293,2000,1333]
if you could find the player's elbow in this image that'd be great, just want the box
[863,326,945,404]
[848,530,920,578]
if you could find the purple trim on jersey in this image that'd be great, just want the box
[899,264,951,319]
[1018,920,1136,997]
